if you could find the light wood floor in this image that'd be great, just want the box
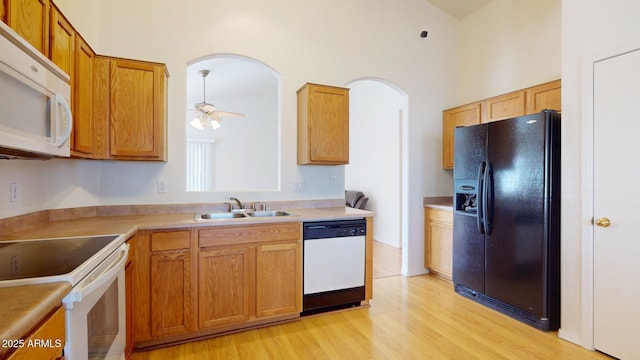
[131,275,611,360]
[372,240,401,279]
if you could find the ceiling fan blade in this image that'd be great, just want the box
[206,112,223,122]
[215,110,245,117]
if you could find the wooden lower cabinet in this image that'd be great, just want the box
[424,207,453,280]
[132,229,195,345]
[150,251,192,337]
[198,246,252,328]
[125,256,134,358]
[256,242,302,318]
[125,234,136,359]
[197,222,302,331]
[133,223,302,349]
[8,306,65,360]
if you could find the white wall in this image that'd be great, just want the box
[346,80,406,248]
[456,0,561,105]
[560,0,640,348]
[1,0,459,275]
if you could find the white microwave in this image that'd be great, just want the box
[0,22,72,159]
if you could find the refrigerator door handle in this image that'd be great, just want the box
[483,161,494,235]
[476,161,486,234]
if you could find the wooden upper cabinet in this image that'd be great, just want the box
[109,59,167,160]
[442,102,481,169]
[72,36,96,157]
[5,0,50,54]
[297,83,349,165]
[443,80,561,169]
[49,4,74,76]
[0,2,6,23]
[93,57,168,161]
[482,90,526,123]
[525,79,561,114]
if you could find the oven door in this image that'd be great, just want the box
[62,243,129,360]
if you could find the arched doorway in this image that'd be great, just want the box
[345,78,408,277]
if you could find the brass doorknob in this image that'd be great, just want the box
[595,217,611,228]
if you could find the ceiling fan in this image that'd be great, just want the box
[189,69,244,130]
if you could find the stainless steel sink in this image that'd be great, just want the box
[196,212,247,220]
[246,210,291,217]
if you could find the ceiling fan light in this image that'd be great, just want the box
[211,119,221,129]
[190,115,206,130]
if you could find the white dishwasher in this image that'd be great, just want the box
[302,218,366,315]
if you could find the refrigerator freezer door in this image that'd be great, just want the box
[454,123,487,180]
[452,213,485,293]
[452,123,487,293]
[484,113,548,316]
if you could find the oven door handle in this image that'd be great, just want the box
[63,243,129,306]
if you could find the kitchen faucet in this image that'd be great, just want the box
[229,197,243,210]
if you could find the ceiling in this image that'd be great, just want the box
[186,57,278,110]
[427,0,493,20]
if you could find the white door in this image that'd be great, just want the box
[593,48,640,359]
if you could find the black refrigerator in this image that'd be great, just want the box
[452,110,560,331]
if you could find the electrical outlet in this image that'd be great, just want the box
[329,173,337,185]
[157,179,167,194]
[293,181,307,192]
[9,183,19,203]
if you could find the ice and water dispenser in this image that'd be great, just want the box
[454,180,478,215]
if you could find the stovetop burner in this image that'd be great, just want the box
[0,234,124,287]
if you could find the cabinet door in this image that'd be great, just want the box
[256,242,302,318]
[424,208,453,280]
[298,83,349,164]
[525,79,561,114]
[49,5,74,76]
[8,307,64,360]
[198,247,252,329]
[150,251,192,337]
[110,59,166,160]
[124,259,134,358]
[483,90,526,123]
[6,0,49,54]
[71,36,95,156]
[442,102,481,169]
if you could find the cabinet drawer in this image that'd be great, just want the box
[151,230,191,252]
[199,222,301,248]
[425,208,452,223]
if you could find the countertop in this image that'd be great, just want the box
[423,196,453,211]
[0,206,374,346]
[1,207,374,241]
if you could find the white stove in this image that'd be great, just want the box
[0,234,128,360]
[0,234,125,287]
